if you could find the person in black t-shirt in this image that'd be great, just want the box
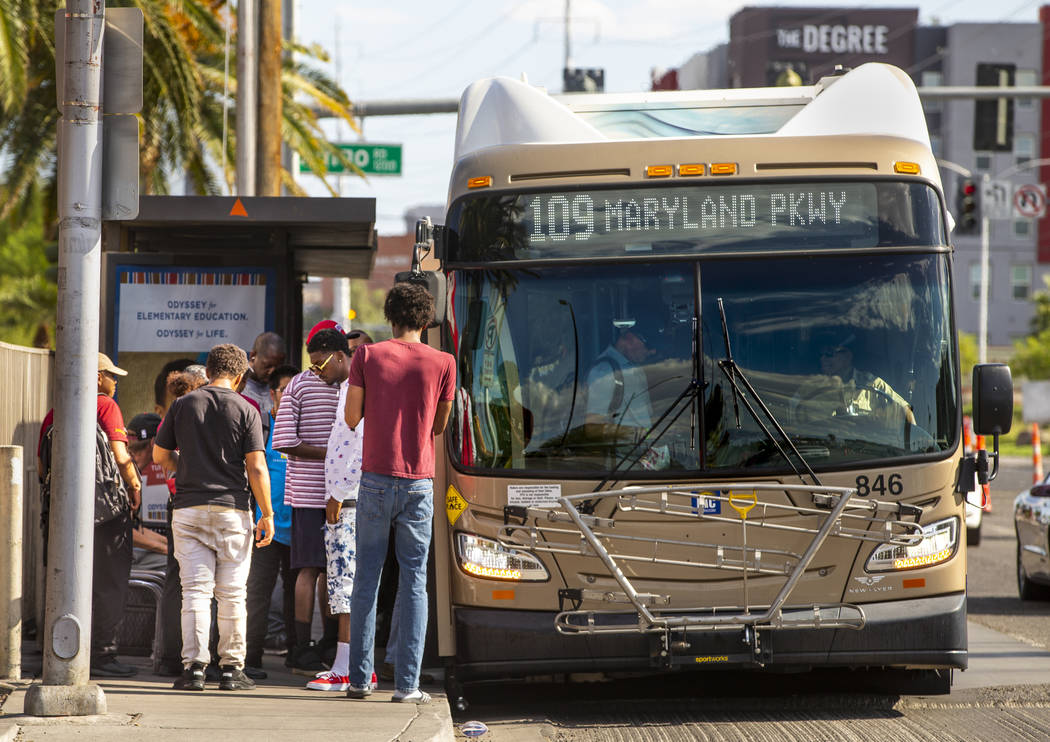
[154,343,274,692]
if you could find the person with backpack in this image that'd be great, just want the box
[37,352,142,678]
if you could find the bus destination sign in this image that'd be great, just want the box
[521,183,878,248]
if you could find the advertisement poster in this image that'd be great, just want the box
[115,267,273,353]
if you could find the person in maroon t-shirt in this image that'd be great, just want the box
[343,282,455,704]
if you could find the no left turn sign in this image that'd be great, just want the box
[1013,183,1047,219]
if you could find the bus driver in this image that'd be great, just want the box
[793,332,916,427]
[584,316,669,470]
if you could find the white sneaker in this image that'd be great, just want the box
[307,670,350,691]
[391,689,431,704]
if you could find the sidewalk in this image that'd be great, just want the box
[0,652,454,742]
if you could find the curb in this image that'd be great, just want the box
[400,698,456,742]
[0,721,18,742]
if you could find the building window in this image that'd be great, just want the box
[971,263,991,301]
[975,153,992,171]
[921,71,942,112]
[1015,219,1032,238]
[1015,133,1035,167]
[1012,265,1032,300]
[1017,69,1037,108]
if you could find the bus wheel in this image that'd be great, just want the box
[445,660,468,713]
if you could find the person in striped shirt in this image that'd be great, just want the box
[272,325,348,673]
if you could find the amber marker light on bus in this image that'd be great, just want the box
[710,163,738,175]
[678,163,705,176]
[894,161,921,174]
[467,176,493,189]
[646,165,673,178]
[865,517,959,573]
[455,532,550,582]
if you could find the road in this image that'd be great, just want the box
[968,458,1050,650]
[451,459,1050,741]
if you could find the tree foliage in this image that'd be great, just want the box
[1010,275,1050,380]
[0,1,363,345]
[0,191,55,346]
[0,0,362,220]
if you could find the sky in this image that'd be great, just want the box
[290,0,1045,235]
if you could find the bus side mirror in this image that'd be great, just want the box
[432,225,446,261]
[972,363,1013,436]
[394,270,447,328]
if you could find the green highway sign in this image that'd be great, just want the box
[302,143,402,176]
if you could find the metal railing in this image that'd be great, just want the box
[500,483,923,644]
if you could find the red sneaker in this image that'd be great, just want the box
[307,670,350,691]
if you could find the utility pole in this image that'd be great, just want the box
[236,0,257,196]
[257,0,282,196]
[978,173,991,364]
[25,0,107,715]
[564,0,572,72]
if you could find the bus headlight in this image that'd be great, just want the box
[455,532,550,582]
[864,516,959,573]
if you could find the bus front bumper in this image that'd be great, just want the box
[450,592,967,680]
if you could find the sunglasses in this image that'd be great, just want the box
[309,353,335,375]
[820,347,848,358]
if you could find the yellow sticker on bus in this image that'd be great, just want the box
[446,485,468,525]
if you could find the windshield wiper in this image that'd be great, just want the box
[716,298,822,488]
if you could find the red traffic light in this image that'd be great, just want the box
[963,182,977,196]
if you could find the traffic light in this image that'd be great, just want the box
[563,67,605,93]
[957,179,979,233]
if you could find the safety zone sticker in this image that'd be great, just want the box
[446,486,468,525]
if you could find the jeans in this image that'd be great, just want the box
[348,472,433,694]
[172,505,253,669]
[245,539,295,667]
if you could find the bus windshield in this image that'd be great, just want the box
[449,253,957,476]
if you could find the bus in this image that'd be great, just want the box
[410,63,1013,708]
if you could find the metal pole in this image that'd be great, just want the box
[564,0,572,71]
[24,0,108,715]
[236,0,257,196]
[0,446,23,681]
[257,0,282,196]
[978,173,991,364]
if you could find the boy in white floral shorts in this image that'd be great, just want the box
[308,331,374,691]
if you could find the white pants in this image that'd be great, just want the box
[172,505,253,669]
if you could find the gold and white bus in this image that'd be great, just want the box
[414,63,1012,707]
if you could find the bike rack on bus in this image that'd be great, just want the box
[498,482,925,667]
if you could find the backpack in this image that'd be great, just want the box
[40,421,130,534]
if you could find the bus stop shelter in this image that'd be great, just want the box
[100,195,376,420]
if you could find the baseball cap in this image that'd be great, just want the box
[127,413,161,440]
[306,319,345,344]
[98,352,128,376]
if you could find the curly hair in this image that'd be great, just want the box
[153,358,195,408]
[167,370,208,400]
[205,343,249,380]
[384,281,434,330]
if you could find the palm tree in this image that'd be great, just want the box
[0,0,360,221]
